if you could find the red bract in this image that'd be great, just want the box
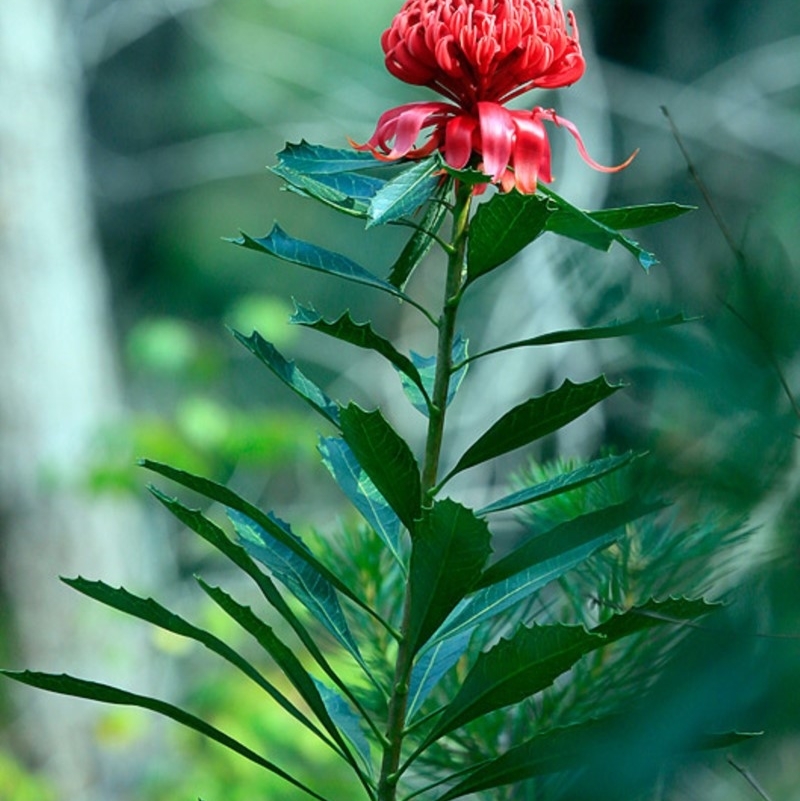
[355,0,635,193]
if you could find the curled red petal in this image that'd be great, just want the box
[543,109,638,173]
[476,101,515,181]
[353,101,456,160]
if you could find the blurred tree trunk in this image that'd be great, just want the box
[0,1,155,798]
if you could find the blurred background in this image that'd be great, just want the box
[0,0,799,799]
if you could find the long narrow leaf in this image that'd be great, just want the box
[478,452,642,515]
[231,225,420,311]
[291,304,428,404]
[1,670,332,801]
[196,579,366,779]
[140,460,365,609]
[447,376,622,480]
[313,679,373,776]
[62,577,331,749]
[462,313,694,367]
[407,500,492,655]
[232,330,341,427]
[339,404,422,533]
[145,487,374,717]
[438,718,755,800]
[318,437,405,569]
[429,624,604,741]
[228,510,367,672]
[388,184,449,289]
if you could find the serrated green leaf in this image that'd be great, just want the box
[437,720,757,800]
[0,670,332,801]
[291,303,429,405]
[401,334,468,418]
[478,452,642,515]
[463,313,695,367]
[144,486,364,707]
[232,330,340,427]
[196,579,363,776]
[318,437,404,568]
[541,187,683,270]
[62,577,331,749]
[467,191,552,282]
[228,510,366,672]
[388,183,449,289]
[270,164,385,217]
[139,461,365,610]
[407,500,492,655]
[339,404,422,533]
[231,224,416,307]
[367,157,442,227]
[592,596,722,641]
[447,376,622,480]
[275,140,384,175]
[432,498,663,645]
[430,624,604,741]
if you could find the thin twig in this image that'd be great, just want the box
[661,105,800,424]
[727,754,774,801]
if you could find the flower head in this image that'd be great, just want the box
[355,0,635,193]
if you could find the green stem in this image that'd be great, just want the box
[376,181,473,801]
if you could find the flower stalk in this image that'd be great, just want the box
[377,178,472,801]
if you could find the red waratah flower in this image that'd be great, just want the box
[355,0,635,193]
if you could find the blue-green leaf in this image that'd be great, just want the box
[232,330,340,427]
[407,500,492,655]
[401,333,468,418]
[291,303,428,405]
[228,510,366,671]
[313,679,373,775]
[367,157,442,228]
[478,452,642,515]
[318,437,404,568]
[407,626,475,721]
[467,191,552,282]
[339,404,422,533]
[275,140,384,175]
[271,164,385,217]
[447,376,622,480]
[0,670,332,801]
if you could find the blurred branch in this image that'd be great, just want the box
[80,0,216,69]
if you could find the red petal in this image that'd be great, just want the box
[443,114,478,170]
[355,102,455,159]
[476,101,515,181]
[510,111,551,193]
